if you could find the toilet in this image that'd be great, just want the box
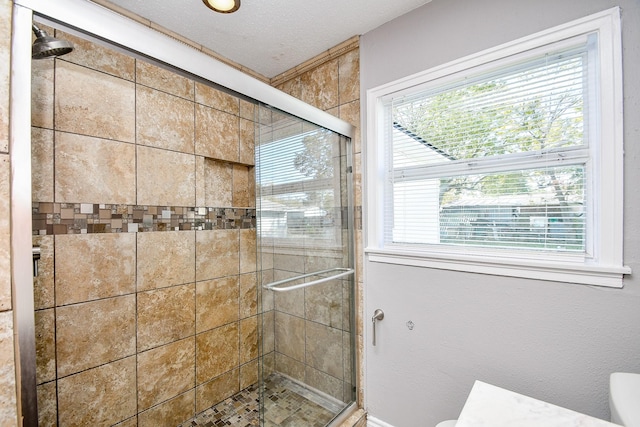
[436,372,640,427]
[610,372,640,426]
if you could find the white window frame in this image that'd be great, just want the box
[365,7,630,287]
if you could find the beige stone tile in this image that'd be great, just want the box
[239,99,256,121]
[54,131,136,204]
[354,152,362,212]
[338,49,360,105]
[343,280,353,333]
[195,323,239,384]
[305,321,343,379]
[326,106,340,119]
[240,229,256,274]
[273,253,305,274]
[240,316,258,364]
[196,276,239,333]
[261,310,275,354]
[196,155,206,206]
[137,60,194,100]
[338,409,367,427]
[262,351,275,378]
[55,60,135,142]
[239,118,255,165]
[355,229,363,296]
[305,365,343,401]
[31,127,54,202]
[355,273,364,337]
[57,31,136,80]
[31,58,55,130]
[58,356,136,426]
[37,381,57,427]
[339,100,361,155]
[305,278,343,329]
[304,253,344,275]
[0,155,9,311]
[273,271,305,318]
[138,283,195,352]
[0,311,17,424]
[232,164,251,207]
[249,172,256,208]
[239,273,257,318]
[259,269,275,312]
[300,59,339,111]
[203,159,232,207]
[114,416,138,427]
[274,352,304,383]
[55,233,136,305]
[137,145,196,206]
[195,369,239,413]
[136,85,195,154]
[240,359,258,390]
[35,309,55,384]
[356,333,364,407]
[276,77,301,100]
[195,230,239,281]
[137,230,195,292]
[56,295,136,377]
[137,337,195,411]
[195,82,239,115]
[258,245,274,271]
[343,331,354,387]
[195,104,239,162]
[33,236,54,310]
[275,312,304,362]
[270,114,305,141]
[138,390,195,427]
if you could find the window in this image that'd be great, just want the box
[366,8,629,287]
[256,108,350,250]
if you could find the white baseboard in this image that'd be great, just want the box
[367,415,396,427]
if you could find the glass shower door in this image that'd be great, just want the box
[256,105,356,426]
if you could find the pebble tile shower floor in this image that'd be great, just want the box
[178,373,346,427]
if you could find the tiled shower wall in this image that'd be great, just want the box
[31,27,259,426]
[269,38,364,406]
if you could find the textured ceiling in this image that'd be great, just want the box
[101,0,432,78]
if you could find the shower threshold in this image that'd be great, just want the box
[177,373,348,427]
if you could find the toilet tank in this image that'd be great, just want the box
[610,372,640,426]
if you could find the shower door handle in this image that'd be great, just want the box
[372,309,384,346]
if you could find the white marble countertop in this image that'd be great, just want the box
[455,381,621,427]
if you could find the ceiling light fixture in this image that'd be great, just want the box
[202,0,240,13]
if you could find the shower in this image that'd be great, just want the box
[22,8,357,427]
[31,24,74,59]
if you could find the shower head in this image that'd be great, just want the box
[32,24,74,59]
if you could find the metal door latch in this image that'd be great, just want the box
[372,309,384,346]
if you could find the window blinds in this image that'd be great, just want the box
[383,40,593,253]
[256,120,344,244]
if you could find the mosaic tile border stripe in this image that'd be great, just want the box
[32,202,256,235]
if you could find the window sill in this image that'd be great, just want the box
[365,247,631,288]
